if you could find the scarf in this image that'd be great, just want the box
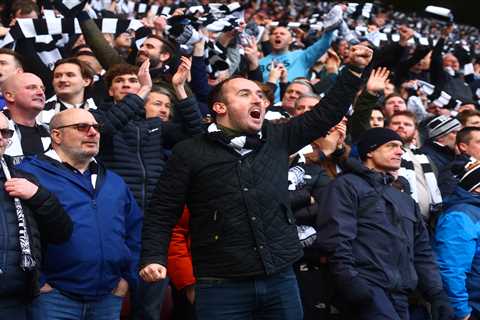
[207,123,262,156]
[0,158,36,271]
[398,147,443,207]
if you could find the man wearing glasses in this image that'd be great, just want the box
[17,108,143,320]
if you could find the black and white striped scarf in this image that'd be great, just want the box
[398,147,442,206]
[0,158,36,271]
[207,123,262,156]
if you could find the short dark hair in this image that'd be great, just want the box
[389,110,417,127]
[146,34,177,57]
[207,76,245,111]
[11,0,40,18]
[0,48,23,69]
[104,63,139,90]
[53,57,94,82]
[456,126,480,145]
[384,93,404,105]
[458,109,480,126]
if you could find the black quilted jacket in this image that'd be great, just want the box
[141,69,363,277]
[92,94,203,209]
[0,156,72,301]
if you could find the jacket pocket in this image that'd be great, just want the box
[192,209,224,247]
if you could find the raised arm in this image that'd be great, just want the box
[283,45,373,154]
[77,11,124,70]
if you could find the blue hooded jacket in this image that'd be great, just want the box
[434,187,480,318]
[17,154,142,300]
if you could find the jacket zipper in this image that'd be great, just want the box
[136,127,146,209]
[92,171,104,296]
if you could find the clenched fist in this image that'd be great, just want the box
[139,263,167,282]
[348,45,374,69]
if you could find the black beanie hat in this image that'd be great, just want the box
[357,128,402,160]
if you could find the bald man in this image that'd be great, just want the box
[17,108,142,320]
[1,73,50,161]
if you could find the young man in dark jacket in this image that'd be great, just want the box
[139,44,373,319]
[91,57,203,210]
[316,127,452,320]
[0,113,72,319]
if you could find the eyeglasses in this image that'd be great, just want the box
[54,123,102,133]
[0,128,14,139]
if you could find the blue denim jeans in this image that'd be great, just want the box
[30,288,123,320]
[195,266,303,320]
[130,278,169,320]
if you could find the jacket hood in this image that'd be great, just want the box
[444,186,480,210]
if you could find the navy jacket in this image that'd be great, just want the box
[420,140,456,172]
[17,154,142,300]
[91,94,203,209]
[316,159,445,303]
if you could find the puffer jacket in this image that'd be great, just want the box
[316,159,445,303]
[0,155,72,302]
[91,94,203,209]
[434,187,480,318]
[141,68,363,278]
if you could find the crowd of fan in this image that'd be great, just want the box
[1,0,480,320]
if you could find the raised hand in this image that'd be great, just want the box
[137,59,152,100]
[243,36,260,70]
[172,56,192,100]
[348,44,374,70]
[366,67,390,95]
[267,62,287,83]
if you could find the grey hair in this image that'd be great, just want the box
[294,93,321,108]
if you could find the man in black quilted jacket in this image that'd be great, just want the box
[139,45,373,320]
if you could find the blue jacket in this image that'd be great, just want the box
[434,187,480,318]
[17,154,142,300]
[259,31,334,102]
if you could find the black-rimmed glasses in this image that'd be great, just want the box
[0,128,14,139]
[54,123,102,133]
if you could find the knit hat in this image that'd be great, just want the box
[459,160,480,192]
[426,115,462,140]
[357,128,402,160]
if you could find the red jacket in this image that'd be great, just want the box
[167,208,195,290]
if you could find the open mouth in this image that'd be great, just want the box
[250,109,261,119]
